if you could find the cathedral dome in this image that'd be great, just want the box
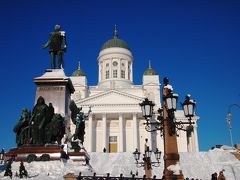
[101,25,130,51]
[71,62,86,76]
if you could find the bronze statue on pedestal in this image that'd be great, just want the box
[42,24,67,69]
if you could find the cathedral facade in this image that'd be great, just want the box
[69,27,199,153]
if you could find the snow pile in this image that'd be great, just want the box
[90,149,240,179]
[180,148,240,180]
[167,162,181,175]
[0,149,239,180]
[0,160,93,180]
[89,152,164,177]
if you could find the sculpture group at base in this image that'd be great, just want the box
[14,96,65,147]
[14,96,91,151]
[69,100,91,150]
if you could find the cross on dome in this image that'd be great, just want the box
[114,24,118,38]
[149,60,152,69]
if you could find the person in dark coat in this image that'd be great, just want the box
[211,172,218,180]
[217,171,226,180]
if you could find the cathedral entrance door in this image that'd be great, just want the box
[109,136,118,153]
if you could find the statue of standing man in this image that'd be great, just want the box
[42,24,67,69]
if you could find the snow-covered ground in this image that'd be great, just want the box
[0,148,239,180]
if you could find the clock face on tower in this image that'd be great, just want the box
[113,61,118,66]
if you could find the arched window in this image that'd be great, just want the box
[113,70,117,78]
[106,70,109,79]
[121,70,125,78]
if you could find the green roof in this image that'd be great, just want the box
[72,62,86,76]
[143,61,158,75]
[101,25,130,51]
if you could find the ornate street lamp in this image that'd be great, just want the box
[139,77,197,180]
[165,91,179,112]
[227,104,240,147]
[139,98,155,120]
[133,148,141,162]
[182,94,196,120]
[133,139,161,171]
[154,148,161,162]
[144,146,152,159]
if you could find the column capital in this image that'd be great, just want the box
[118,113,124,118]
[102,113,107,118]
[89,113,93,118]
[132,113,137,117]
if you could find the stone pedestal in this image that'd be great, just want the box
[5,146,62,161]
[33,69,75,117]
[34,69,75,136]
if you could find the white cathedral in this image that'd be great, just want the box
[69,27,199,153]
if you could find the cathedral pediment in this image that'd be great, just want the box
[75,89,143,106]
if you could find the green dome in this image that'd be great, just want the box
[101,38,130,50]
[72,62,86,76]
[143,61,158,75]
[101,25,130,51]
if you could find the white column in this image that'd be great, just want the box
[130,62,133,81]
[186,125,193,152]
[118,59,121,78]
[133,113,139,150]
[100,61,104,82]
[88,114,93,152]
[187,134,193,152]
[102,113,107,151]
[110,58,113,78]
[193,124,199,152]
[119,114,124,152]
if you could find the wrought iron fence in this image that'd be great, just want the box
[77,173,162,180]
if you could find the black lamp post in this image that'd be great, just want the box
[139,77,197,180]
[133,139,161,171]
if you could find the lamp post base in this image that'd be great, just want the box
[162,169,184,180]
[162,175,184,180]
[162,153,184,180]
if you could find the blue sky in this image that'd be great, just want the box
[0,0,240,151]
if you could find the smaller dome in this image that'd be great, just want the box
[143,61,158,75]
[72,62,86,76]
